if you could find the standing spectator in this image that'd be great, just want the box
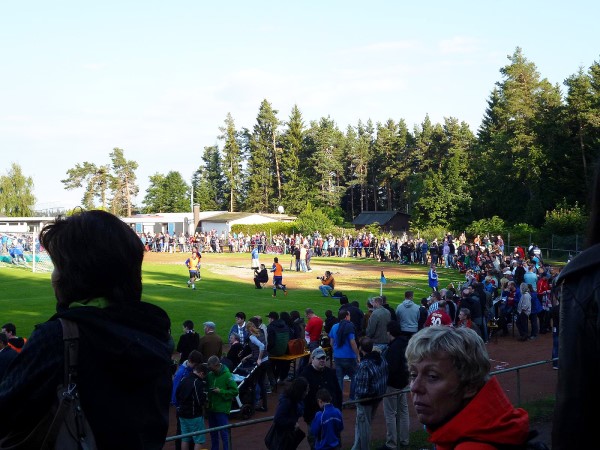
[245,320,269,411]
[0,323,26,354]
[172,350,204,450]
[267,311,293,384]
[338,296,364,339]
[407,327,529,449]
[228,312,249,347]
[457,308,482,338]
[267,377,309,450]
[177,320,200,365]
[206,355,239,450]
[300,245,308,272]
[424,300,454,327]
[305,309,324,352]
[251,246,260,270]
[516,283,532,341]
[311,388,344,450]
[351,337,388,450]
[428,263,439,292]
[0,333,17,380]
[198,322,223,362]
[380,321,410,450]
[365,296,391,352]
[395,291,421,337]
[380,295,397,322]
[323,310,338,335]
[306,245,313,272]
[176,363,208,450]
[0,210,173,449]
[329,310,360,402]
[552,164,600,449]
[418,297,429,331]
[529,283,542,340]
[300,347,343,449]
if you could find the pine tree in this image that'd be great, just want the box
[219,113,243,212]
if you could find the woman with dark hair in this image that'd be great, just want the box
[553,160,600,449]
[0,210,173,449]
[266,376,309,450]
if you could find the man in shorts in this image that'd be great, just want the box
[185,249,201,290]
[270,257,288,297]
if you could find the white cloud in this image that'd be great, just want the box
[438,36,480,54]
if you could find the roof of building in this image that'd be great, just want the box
[352,210,410,226]
[201,212,296,223]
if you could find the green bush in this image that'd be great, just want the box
[465,216,506,240]
[542,200,587,236]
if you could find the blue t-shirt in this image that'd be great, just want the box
[329,323,356,359]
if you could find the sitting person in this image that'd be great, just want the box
[254,264,269,289]
[406,326,530,449]
[318,271,335,297]
[457,307,482,338]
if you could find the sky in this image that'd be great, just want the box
[1,1,598,212]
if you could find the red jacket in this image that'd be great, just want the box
[428,377,529,449]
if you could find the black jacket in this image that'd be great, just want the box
[176,373,206,418]
[552,243,600,450]
[299,365,342,423]
[0,302,173,450]
[385,335,409,389]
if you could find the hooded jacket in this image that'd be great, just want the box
[0,302,173,450]
[428,377,529,450]
[552,243,600,450]
[396,300,421,333]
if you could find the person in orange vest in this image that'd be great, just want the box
[184,249,201,290]
[270,257,288,298]
[1,323,26,353]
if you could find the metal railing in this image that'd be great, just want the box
[166,358,558,449]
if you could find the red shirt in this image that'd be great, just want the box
[305,315,324,343]
[425,310,453,327]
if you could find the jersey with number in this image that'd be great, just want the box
[424,309,453,327]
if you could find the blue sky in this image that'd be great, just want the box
[1,1,598,211]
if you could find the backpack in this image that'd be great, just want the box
[0,319,97,450]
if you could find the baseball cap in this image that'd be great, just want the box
[311,347,326,359]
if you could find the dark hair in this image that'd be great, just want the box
[359,336,373,353]
[290,310,301,321]
[1,323,16,335]
[338,309,349,321]
[351,301,360,308]
[183,320,194,330]
[280,311,292,326]
[316,388,332,403]
[235,312,246,320]
[0,333,7,346]
[285,376,309,403]
[39,210,144,306]
[325,310,333,318]
[188,350,203,365]
[386,320,402,337]
[339,296,349,305]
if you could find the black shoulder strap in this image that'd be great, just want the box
[59,318,80,385]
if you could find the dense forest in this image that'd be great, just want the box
[2,48,598,238]
[189,48,599,232]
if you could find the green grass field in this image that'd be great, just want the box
[0,253,467,340]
